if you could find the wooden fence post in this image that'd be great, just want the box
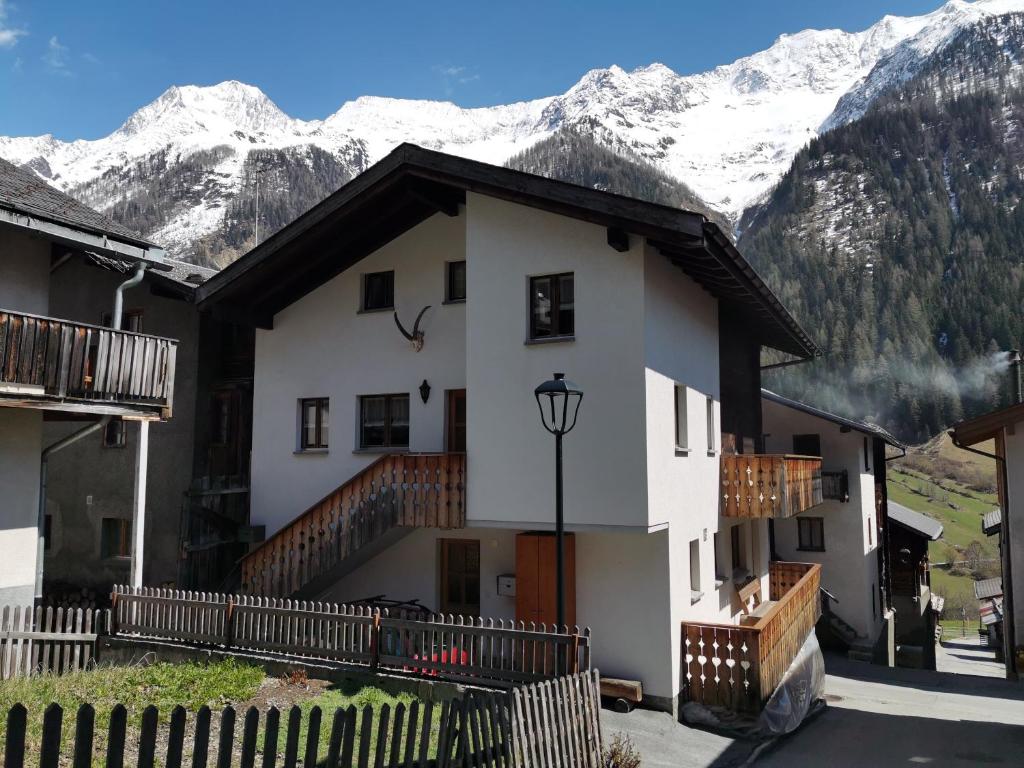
[225,597,235,649]
[5,704,26,768]
[371,610,382,671]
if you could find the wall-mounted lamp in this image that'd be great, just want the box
[419,379,431,404]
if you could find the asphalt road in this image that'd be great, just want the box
[603,654,1024,767]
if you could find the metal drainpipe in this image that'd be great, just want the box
[34,263,148,600]
[951,433,1016,681]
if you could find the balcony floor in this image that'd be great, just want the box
[0,394,164,419]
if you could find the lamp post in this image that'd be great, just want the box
[534,373,583,637]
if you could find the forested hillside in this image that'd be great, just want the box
[741,13,1024,441]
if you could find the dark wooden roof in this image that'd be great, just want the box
[951,401,1024,446]
[197,143,819,358]
[0,156,156,248]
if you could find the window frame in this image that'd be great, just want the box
[298,397,330,452]
[674,384,689,454]
[706,396,716,454]
[100,517,132,560]
[361,270,395,312]
[528,272,575,341]
[798,517,826,552]
[102,419,126,449]
[730,524,744,575]
[445,260,467,304]
[792,433,822,457]
[689,538,702,603]
[358,393,410,450]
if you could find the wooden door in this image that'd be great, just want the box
[446,389,467,452]
[515,532,576,627]
[440,538,480,616]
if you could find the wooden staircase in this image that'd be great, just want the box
[240,453,466,598]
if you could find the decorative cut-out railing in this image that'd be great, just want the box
[680,561,821,714]
[0,308,177,417]
[240,453,466,597]
[720,454,823,519]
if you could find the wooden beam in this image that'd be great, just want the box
[606,227,630,253]
[406,179,462,217]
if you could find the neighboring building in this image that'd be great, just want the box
[761,389,903,665]
[0,157,176,606]
[887,500,943,669]
[979,511,1005,651]
[197,144,828,713]
[950,390,1023,681]
[40,255,216,595]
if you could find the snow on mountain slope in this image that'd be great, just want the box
[1,0,1020,260]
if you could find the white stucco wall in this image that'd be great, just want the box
[0,228,50,315]
[0,408,43,606]
[464,193,648,530]
[763,398,883,642]
[250,212,467,532]
[1004,426,1024,651]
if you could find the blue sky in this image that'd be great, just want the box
[0,0,945,140]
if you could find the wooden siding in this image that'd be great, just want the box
[0,308,177,416]
[720,454,823,519]
[680,561,821,714]
[240,453,466,597]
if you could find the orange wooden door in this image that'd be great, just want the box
[515,532,576,628]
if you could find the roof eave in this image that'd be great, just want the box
[1,206,169,268]
[762,388,905,449]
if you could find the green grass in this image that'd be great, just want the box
[888,466,1000,620]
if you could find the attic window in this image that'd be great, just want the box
[362,271,394,312]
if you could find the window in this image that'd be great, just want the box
[689,539,702,602]
[101,309,143,332]
[446,261,467,303]
[714,532,725,581]
[864,437,871,471]
[730,525,744,574]
[299,398,329,450]
[674,385,688,452]
[44,515,52,551]
[706,396,715,453]
[359,394,409,449]
[867,516,873,546]
[529,273,574,340]
[798,517,825,551]
[362,270,394,311]
[101,518,131,559]
[102,419,126,449]
[440,539,481,616]
[792,433,821,457]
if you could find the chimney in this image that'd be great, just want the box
[1009,349,1023,405]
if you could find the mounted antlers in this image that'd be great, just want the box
[394,305,431,352]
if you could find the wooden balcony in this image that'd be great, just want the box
[680,561,822,714]
[0,308,177,418]
[241,453,466,598]
[720,453,823,519]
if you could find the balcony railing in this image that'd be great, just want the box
[241,453,466,598]
[0,308,177,417]
[680,561,822,714]
[720,453,823,519]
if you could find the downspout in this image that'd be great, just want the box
[35,263,148,600]
[950,433,1015,681]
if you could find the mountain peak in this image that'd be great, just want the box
[116,80,294,138]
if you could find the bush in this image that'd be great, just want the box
[605,733,642,768]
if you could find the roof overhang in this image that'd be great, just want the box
[888,501,943,541]
[0,206,170,268]
[196,144,819,358]
[762,388,904,449]
[951,401,1024,446]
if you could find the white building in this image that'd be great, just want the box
[952,390,1024,682]
[0,158,178,606]
[197,145,826,712]
[761,390,904,665]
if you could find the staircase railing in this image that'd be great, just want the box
[240,453,466,597]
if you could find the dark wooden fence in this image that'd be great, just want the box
[111,586,591,684]
[0,308,177,415]
[2,670,603,768]
[1,605,108,679]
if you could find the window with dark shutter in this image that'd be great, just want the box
[362,271,395,311]
[798,517,825,551]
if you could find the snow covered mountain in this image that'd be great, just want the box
[1,0,1021,262]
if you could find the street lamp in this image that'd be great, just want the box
[534,373,583,636]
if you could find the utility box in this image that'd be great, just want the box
[497,574,516,597]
